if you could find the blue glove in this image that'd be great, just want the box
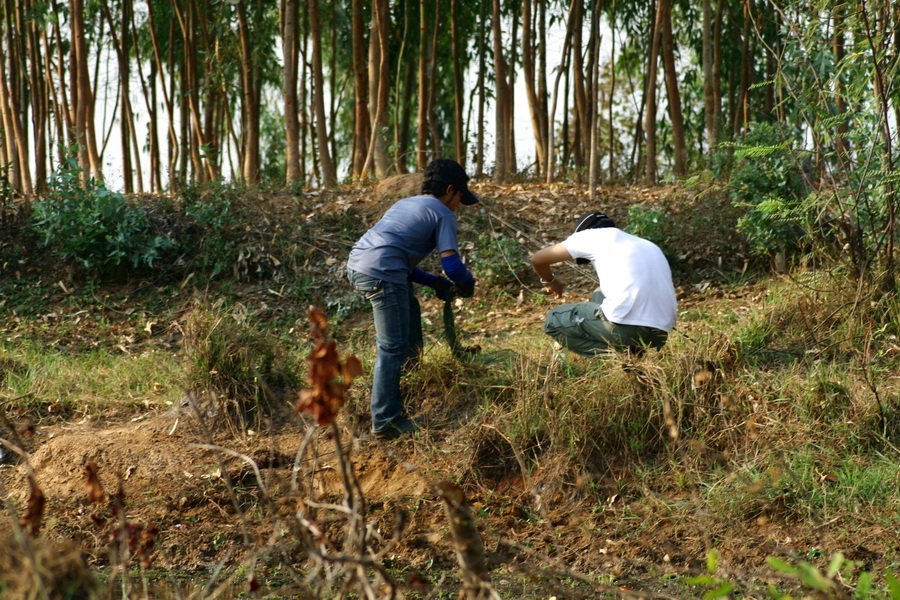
[409,269,454,300]
[440,253,475,298]
[433,277,454,301]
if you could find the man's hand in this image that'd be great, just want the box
[434,277,455,301]
[543,279,565,298]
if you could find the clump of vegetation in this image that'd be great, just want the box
[462,214,530,287]
[182,301,296,433]
[625,204,671,250]
[179,179,243,278]
[720,123,809,263]
[0,533,97,598]
[31,159,172,277]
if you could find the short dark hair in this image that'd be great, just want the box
[421,159,479,205]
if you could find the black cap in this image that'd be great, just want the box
[573,211,616,264]
[574,211,616,232]
[423,159,479,205]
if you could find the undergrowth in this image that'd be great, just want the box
[2,182,899,598]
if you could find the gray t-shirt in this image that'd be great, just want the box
[347,195,459,283]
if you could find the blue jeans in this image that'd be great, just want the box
[347,268,423,432]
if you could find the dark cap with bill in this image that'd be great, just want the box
[423,159,479,205]
[573,211,616,232]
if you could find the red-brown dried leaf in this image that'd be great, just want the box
[342,356,363,382]
[85,462,105,504]
[297,306,364,425]
[308,307,329,335]
[19,478,45,535]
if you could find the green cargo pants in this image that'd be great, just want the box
[543,290,668,357]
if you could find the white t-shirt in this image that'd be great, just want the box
[563,228,677,331]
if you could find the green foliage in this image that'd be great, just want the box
[684,551,734,599]
[625,204,671,249]
[766,553,900,599]
[31,159,172,276]
[720,123,808,258]
[180,179,242,277]
[461,214,530,286]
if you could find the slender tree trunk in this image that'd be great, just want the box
[416,0,428,170]
[547,0,577,183]
[283,0,301,183]
[703,0,716,159]
[351,0,370,178]
[25,4,47,193]
[397,43,415,173]
[146,0,178,189]
[45,17,68,167]
[571,0,586,173]
[562,50,570,174]
[522,0,547,177]
[862,0,895,289]
[364,0,390,178]
[0,39,22,192]
[451,0,465,166]
[507,5,518,171]
[427,1,441,156]
[589,0,601,199]
[299,7,309,182]
[645,0,662,185]
[608,0,617,179]
[538,0,548,179]
[238,1,260,184]
[660,0,687,176]
[173,0,209,182]
[475,0,486,177]
[100,0,135,192]
[71,0,101,182]
[492,0,510,182]
[832,4,849,169]
[712,0,724,142]
[309,0,337,187]
[738,0,752,138]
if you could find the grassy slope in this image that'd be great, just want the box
[0,181,898,597]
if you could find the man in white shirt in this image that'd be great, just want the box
[530,211,677,356]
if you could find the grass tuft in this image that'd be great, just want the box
[181,301,297,434]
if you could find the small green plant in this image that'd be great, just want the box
[464,231,529,286]
[181,179,242,277]
[722,123,808,260]
[684,550,734,599]
[625,204,671,248]
[32,158,172,276]
[767,553,900,599]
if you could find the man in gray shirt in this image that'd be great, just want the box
[347,159,478,439]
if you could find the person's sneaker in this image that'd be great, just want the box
[372,417,420,440]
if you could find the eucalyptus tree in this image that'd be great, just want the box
[283,0,301,183]
[309,0,337,187]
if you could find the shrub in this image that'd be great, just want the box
[31,159,172,276]
[180,179,242,277]
[462,215,530,286]
[722,123,809,259]
[625,204,671,250]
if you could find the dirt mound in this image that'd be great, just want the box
[6,417,206,504]
[374,173,423,203]
[1,411,435,570]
